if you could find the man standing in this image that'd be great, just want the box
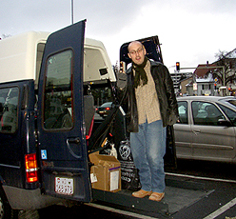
[117,41,178,202]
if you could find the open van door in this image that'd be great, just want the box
[37,20,92,202]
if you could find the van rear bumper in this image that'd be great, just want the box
[3,185,63,210]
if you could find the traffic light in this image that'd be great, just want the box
[176,62,180,71]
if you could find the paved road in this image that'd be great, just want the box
[38,204,141,219]
[169,159,236,181]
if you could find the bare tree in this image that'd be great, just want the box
[213,50,236,87]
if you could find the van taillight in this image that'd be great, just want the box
[25,153,38,183]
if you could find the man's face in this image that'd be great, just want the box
[128,41,146,65]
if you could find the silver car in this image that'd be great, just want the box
[174,96,236,163]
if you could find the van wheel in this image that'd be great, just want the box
[0,187,18,219]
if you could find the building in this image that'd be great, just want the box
[180,76,193,96]
[193,64,215,96]
[170,71,193,95]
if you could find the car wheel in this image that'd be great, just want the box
[0,186,18,219]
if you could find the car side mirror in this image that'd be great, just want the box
[217,119,231,127]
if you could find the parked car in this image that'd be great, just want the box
[174,96,236,163]
[96,102,113,117]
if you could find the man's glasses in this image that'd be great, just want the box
[129,47,143,56]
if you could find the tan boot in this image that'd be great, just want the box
[149,192,165,202]
[132,189,152,198]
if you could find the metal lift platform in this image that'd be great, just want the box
[92,175,213,218]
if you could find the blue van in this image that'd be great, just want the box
[0,20,176,218]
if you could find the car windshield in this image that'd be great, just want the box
[101,102,112,107]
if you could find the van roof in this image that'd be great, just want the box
[0,31,116,84]
[0,31,49,84]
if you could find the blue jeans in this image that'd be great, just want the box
[130,120,166,193]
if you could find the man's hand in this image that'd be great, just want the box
[120,61,126,74]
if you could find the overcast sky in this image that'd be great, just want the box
[1,0,236,72]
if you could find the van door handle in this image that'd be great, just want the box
[67,137,80,144]
[66,137,81,159]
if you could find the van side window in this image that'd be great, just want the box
[35,43,46,88]
[0,87,19,133]
[43,50,73,129]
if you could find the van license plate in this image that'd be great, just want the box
[55,177,74,195]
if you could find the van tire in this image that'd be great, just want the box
[0,186,18,219]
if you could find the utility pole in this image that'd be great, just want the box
[71,0,74,24]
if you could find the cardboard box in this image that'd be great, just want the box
[89,152,121,192]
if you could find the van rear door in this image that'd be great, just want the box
[37,20,92,202]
